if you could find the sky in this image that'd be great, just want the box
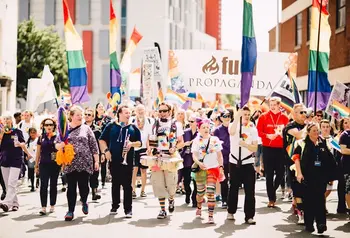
[221,0,280,52]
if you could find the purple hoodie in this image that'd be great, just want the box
[181,128,198,168]
[214,124,230,165]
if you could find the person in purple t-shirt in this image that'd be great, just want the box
[181,114,198,207]
[0,115,31,212]
[213,110,232,209]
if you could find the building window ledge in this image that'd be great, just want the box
[335,27,345,34]
[294,45,301,51]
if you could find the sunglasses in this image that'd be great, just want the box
[188,120,195,123]
[44,124,54,127]
[85,113,92,117]
[222,115,230,118]
[299,111,307,115]
[316,114,323,117]
[159,110,169,113]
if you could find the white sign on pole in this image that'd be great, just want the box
[168,50,290,96]
[142,62,155,110]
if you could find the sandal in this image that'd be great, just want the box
[12,206,19,212]
[39,209,47,216]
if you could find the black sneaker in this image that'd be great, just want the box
[168,199,175,213]
[305,226,315,233]
[110,208,118,215]
[221,202,228,209]
[92,194,101,201]
[30,187,35,192]
[185,196,190,204]
[317,224,327,234]
[0,203,9,212]
[157,210,167,219]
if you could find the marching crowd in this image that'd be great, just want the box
[0,97,349,234]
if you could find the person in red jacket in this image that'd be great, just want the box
[257,97,289,207]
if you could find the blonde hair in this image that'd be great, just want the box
[84,107,95,117]
[269,97,281,104]
[69,105,83,121]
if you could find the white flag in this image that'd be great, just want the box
[26,65,57,112]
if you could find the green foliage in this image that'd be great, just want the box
[17,18,68,99]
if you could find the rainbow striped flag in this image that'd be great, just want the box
[240,0,257,107]
[120,27,143,74]
[62,0,89,104]
[109,0,122,104]
[187,93,203,102]
[332,100,350,118]
[164,89,187,106]
[307,0,331,110]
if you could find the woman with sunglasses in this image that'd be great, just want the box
[292,123,337,234]
[175,109,187,195]
[192,119,224,224]
[181,114,198,207]
[0,115,31,212]
[35,118,60,215]
[339,117,350,216]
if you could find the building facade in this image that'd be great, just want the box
[269,0,350,102]
[0,0,18,114]
[19,0,217,105]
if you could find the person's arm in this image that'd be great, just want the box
[256,114,267,140]
[98,124,112,161]
[340,144,350,155]
[240,140,258,152]
[129,127,141,148]
[35,144,41,174]
[229,110,243,136]
[175,135,184,150]
[287,128,304,140]
[291,145,303,182]
[216,151,223,167]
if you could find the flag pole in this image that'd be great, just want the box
[314,0,323,113]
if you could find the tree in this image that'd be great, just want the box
[17,18,68,99]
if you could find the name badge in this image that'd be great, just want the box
[314,161,321,167]
[10,135,15,139]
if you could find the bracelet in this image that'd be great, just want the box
[220,165,224,168]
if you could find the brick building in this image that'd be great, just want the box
[269,0,350,102]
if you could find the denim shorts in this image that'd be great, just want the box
[345,174,350,194]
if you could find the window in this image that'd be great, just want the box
[102,64,109,94]
[19,0,30,22]
[336,0,346,29]
[307,7,311,41]
[101,0,109,25]
[79,0,90,25]
[45,0,56,25]
[99,30,109,59]
[295,13,302,46]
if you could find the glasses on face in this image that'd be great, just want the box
[159,110,169,113]
[222,114,230,119]
[85,113,92,117]
[316,114,323,118]
[44,124,54,127]
[299,111,307,115]
[188,120,195,123]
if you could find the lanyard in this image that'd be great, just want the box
[269,112,281,129]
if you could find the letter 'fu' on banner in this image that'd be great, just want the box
[168,50,290,96]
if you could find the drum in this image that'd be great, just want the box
[140,155,158,167]
[149,135,158,148]
[159,156,183,172]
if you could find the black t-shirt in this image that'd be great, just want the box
[283,121,305,164]
[0,129,25,168]
[100,122,141,166]
[339,130,350,173]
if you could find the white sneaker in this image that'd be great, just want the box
[297,214,304,225]
[227,213,235,220]
[246,218,256,225]
[282,193,292,202]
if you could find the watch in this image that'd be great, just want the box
[103,148,109,153]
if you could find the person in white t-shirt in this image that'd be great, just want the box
[131,104,153,198]
[192,119,224,224]
[18,110,36,142]
[227,107,258,225]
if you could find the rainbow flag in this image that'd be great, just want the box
[240,0,257,107]
[187,93,203,102]
[109,0,122,104]
[164,89,187,106]
[62,0,89,104]
[332,100,350,118]
[307,0,331,110]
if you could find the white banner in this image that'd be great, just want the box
[168,50,291,96]
[142,62,155,111]
[325,81,350,118]
[143,47,163,100]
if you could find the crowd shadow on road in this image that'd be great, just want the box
[274,223,335,238]
[256,205,282,215]
[12,213,49,222]
[213,220,248,238]
[26,217,85,233]
[334,221,350,233]
[180,217,209,230]
[129,217,170,228]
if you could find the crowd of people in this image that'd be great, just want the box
[0,97,349,234]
